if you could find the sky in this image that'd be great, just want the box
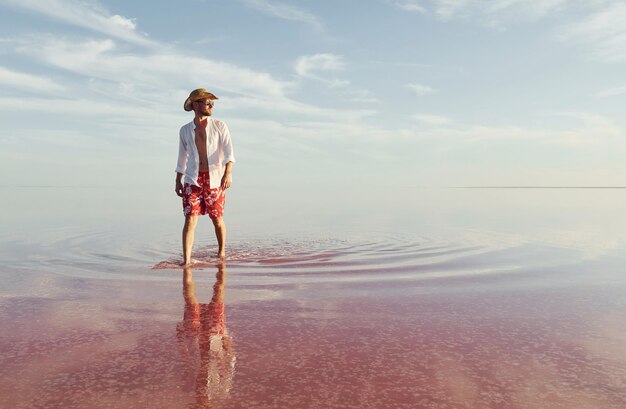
[1,0,625,188]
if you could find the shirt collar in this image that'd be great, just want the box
[191,117,212,130]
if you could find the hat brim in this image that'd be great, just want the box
[184,97,194,111]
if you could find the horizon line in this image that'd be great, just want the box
[450,186,626,189]
[3,185,626,189]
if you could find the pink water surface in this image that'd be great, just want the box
[2,240,625,408]
[1,187,626,408]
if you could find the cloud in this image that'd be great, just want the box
[0,0,154,47]
[548,111,621,135]
[411,113,451,126]
[595,86,626,98]
[406,83,437,96]
[108,14,136,31]
[239,111,622,149]
[0,65,65,92]
[435,0,470,20]
[3,36,378,124]
[396,0,428,14]
[0,96,185,146]
[559,2,626,63]
[13,36,291,99]
[220,96,377,121]
[294,53,349,87]
[244,0,323,31]
[341,89,380,103]
[417,112,621,146]
[434,0,567,21]
[397,1,626,64]
[484,0,566,18]
[295,53,345,76]
[3,25,620,151]
[395,0,568,26]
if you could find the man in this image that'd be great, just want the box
[175,88,235,264]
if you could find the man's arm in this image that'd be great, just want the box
[176,172,184,197]
[175,129,188,197]
[221,162,233,190]
[220,121,235,190]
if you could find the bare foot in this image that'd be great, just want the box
[218,251,225,259]
[180,258,199,267]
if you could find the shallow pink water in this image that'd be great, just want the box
[1,188,626,408]
[2,250,625,408]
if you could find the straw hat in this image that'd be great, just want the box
[184,88,219,111]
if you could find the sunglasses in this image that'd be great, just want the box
[195,99,215,107]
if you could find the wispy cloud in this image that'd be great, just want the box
[220,96,376,121]
[406,82,437,96]
[13,36,291,99]
[0,0,154,47]
[239,111,622,149]
[406,121,621,147]
[4,36,377,124]
[548,111,621,135]
[395,0,568,26]
[395,0,428,14]
[295,54,344,76]
[485,0,566,18]
[595,86,626,98]
[559,2,626,63]
[411,113,451,125]
[396,1,626,64]
[0,96,178,123]
[434,0,567,21]
[0,65,65,92]
[244,0,323,31]
[341,89,379,104]
[294,53,349,87]
[435,0,470,20]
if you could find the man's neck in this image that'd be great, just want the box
[194,114,210,125]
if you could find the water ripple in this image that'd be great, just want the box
[8,228,584,286]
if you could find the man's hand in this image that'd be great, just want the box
[221,172,232,190]
[175,180,184,197]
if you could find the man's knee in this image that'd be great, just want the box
[184,215,199,228]
[211,217,224,228]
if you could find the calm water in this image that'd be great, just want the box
[1,187,625,408]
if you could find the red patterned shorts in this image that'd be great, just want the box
[182,171,225,220]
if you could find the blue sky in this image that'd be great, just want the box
[1,0,625,188]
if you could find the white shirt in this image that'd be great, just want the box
[175,118,236,189]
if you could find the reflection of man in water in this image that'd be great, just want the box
[176,264,235,407]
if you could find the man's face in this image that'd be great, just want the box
[194,99,214,116]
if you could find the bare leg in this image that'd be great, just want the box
[212,217,226,258]
[182,215,198,265]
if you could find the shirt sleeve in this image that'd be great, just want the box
[175,128,188,174]
[220,122,236,164]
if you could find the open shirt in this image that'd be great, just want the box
[175,118,236,189]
